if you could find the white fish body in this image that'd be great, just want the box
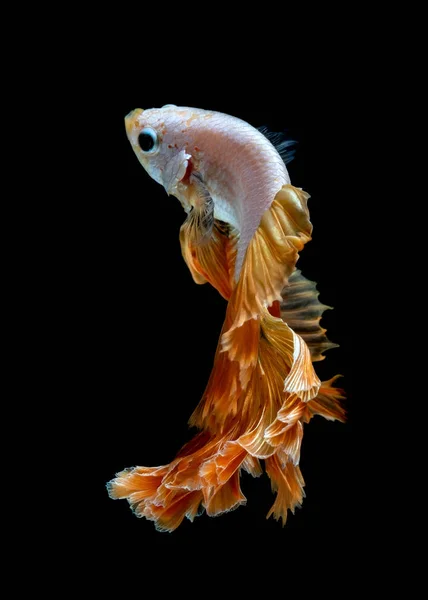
[125,106,290,278]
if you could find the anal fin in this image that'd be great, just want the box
[280,269,339,362]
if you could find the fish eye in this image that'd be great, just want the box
[138,128,159,153]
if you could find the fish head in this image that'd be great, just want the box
[125,106,195,199]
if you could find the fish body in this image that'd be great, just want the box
[125,106,290,278]
[108,106,345,531]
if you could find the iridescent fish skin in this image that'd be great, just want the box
[108,106,345,531]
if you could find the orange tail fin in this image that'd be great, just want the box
[108,185,345,531]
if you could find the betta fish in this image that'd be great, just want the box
[107,105,345,531]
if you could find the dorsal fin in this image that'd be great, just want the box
[279,270,339,362]
[257,126,296,164]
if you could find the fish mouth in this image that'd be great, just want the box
[125,108,144,136]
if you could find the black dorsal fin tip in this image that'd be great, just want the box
[258,125,297,165]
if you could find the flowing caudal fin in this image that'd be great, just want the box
[302,376,346,423]
[108,184,345,530]
[265,452,305,525]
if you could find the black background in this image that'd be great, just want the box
[79,68,362,578]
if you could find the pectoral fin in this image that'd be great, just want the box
[162,149,192,196]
